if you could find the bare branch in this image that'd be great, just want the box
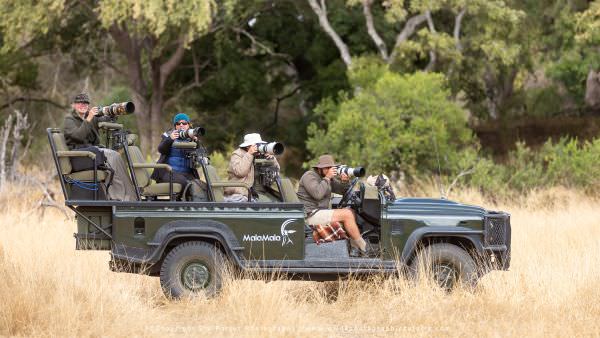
[362,0,389,62]
[233,27,293,62]
[307,0,352,66]
[160,36,187,89]
[389,13,428,63]
[0,97,67,111]
[266,85,303,130]
[164,50,213,108]
[454,8,467,51]
[0,114,14,190]
[445,168,475,197]
[18,121,36,164]
[15,173,71,219]
[425,10,437,72]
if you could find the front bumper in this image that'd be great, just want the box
[483,212,511,270]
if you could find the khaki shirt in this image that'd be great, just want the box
[296,169,348,214]
[224,148,280,196]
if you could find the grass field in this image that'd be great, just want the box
[1,183,599,337]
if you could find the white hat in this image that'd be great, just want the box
[239,133,267,148]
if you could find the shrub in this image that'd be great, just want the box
[468,137,600,196]
[306,64,477,180]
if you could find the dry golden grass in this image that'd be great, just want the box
[1,182,599,337]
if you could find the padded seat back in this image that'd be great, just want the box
[204,165,224,201]
[128,145,150,189]
[52,131,72,174]
[127,134,138,146]
[279,178,299,202]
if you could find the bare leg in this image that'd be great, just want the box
[331,208,361,240]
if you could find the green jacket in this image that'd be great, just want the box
[63,110,108,149]
[296,169,349,214]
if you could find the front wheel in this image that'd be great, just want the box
[410,243,478,290]
[160,241,226,299]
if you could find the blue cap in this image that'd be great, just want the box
[172,113,190,125]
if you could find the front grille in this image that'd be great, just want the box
[484,213,510,247]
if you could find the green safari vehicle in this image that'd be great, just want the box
[47,125,511,298]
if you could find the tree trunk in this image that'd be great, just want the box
[132,97,152,155]
[585,69,600,110]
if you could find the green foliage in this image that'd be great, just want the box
[575,1,600,46]
[0,0,65,53]
[524,85,565,117]
[469,138,600,195]
[307,64,477,178]
[98,0,216,44]
[545,51,595,103]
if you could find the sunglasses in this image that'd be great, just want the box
[175,121,189,126]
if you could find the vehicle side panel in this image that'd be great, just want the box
[111,203,305,261]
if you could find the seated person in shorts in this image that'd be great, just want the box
[296,154,366,254]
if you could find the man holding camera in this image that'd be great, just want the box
[224,133,280,202]
[150,113,207,201]
[297,155,367,255]
[63,93,137,201]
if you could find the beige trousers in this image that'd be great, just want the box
[100,148,137,201]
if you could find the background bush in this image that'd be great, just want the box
[306,60,478,181]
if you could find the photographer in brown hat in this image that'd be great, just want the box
[63,92,137,201]
[297,154,367,255]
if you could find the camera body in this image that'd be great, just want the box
[256,142,284,156]
[336,165,365,178]
[254,158,280,188]
[96,102,135,118]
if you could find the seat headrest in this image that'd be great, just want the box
[127,134,138,146]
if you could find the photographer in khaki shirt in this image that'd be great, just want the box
[297,154,367,254]
[224,133,279,202]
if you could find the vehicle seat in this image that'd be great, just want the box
[361,184,381,225]
[279,178,299,202]
[127,145,182,200]
[204,165,251,202]
[48,128,112,200]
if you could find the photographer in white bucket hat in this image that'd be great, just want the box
[224,133,280,202]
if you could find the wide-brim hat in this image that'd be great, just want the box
[312,154,339,168]
[239,133,267,148]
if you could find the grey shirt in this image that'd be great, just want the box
[296,169,349,214]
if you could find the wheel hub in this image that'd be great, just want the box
[433,263,457,289]
[182,262,210,291]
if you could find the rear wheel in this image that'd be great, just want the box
[160,241,226,299]
[410,243,477,290]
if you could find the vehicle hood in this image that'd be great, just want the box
[385,198,486,226]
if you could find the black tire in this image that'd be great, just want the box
[410,243,478,290]
[160,241,226,299]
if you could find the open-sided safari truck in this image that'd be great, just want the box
[48,123,511,299]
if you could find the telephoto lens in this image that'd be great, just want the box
[177,127,205,140]
[336,165,366,178]
[97,102,135,117]
[256,142,284,155]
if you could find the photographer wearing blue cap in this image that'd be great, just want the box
[151,113,206,201]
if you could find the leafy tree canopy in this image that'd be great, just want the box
[307,58,476,177]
